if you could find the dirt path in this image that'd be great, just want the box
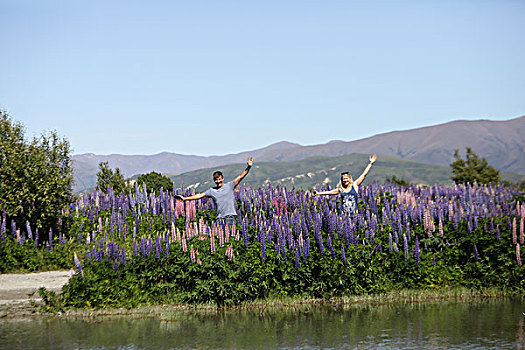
[0,270,71,315]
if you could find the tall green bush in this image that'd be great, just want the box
[0,109,74,234]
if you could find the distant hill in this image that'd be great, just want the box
[72,115,525,192]
[166,153,524,191]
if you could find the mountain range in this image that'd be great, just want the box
[72,116,525,192]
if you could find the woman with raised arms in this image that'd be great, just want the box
[312,154,377,217]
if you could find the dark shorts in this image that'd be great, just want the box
[217,216,236,228]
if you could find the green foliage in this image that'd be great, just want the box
[386,175,411,187]
[450,147,500,185]
[0,235,75,273]
[135,171,173,196]
[36,287,65,313]
[96,161,128,195]
[45,208,524,310]
[0,109,74,233]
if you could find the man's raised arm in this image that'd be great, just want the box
[179,193,207,201]
[234,157,253,187]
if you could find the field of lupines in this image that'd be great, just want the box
[1,181,524,308]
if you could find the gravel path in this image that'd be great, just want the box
[0,271,71,312]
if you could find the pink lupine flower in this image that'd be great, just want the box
[190,245,196,263]
[517,244,522,267]
[218,224,224,247]
[175,199,184,218]
[234,225,240,241]
[199,217,205,235]
[520,217,525,244]
[210,226,216,254]
[225,243,234,261]
[513,218,517,244]
[182,232,187,252]
[185,200,196,221]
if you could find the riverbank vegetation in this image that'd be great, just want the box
[2,180,524,310]
[1,112,523,310]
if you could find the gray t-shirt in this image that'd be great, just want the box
[204,181,237,218]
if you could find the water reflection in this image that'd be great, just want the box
[0,298,524,349]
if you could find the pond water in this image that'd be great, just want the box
[1,298,524,349]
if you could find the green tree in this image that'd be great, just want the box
[386,175,411,187]
[450,147,500,185]
[135,171,173,195]
[0,110,74,233]
[96,161,128,195]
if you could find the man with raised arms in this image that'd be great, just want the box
[177,157,253,226]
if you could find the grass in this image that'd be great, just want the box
[25,287,521,321]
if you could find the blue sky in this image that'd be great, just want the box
[1,0,524,156]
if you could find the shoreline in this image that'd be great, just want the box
[1,271,522,319]
[0,270,71,317]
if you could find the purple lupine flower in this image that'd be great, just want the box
[326,234,335,259]
[473,243,478,262]
[403,234,408,263]
[140,238,146,257]
[432,254,436,267]
[414,236,419,265]
[305,238,310,259]
[155,235,161,259]
[241,217,249,246]
[26,221,32,240]
[113,260,118,271]
[388,233,393,252]
[0,220,6,243]
[341,245,348,267]
[260,229,266,262]
[121,248,127,265]
[48,229,53,251]
[0,210,5,238]
[294,247,300,268]
[165,242,169,258]
[77,263,84,279]
[132,240,138,256]
[147,237,153,256]
[74,253,84,278]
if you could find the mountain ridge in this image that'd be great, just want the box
[72,115,525,192]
